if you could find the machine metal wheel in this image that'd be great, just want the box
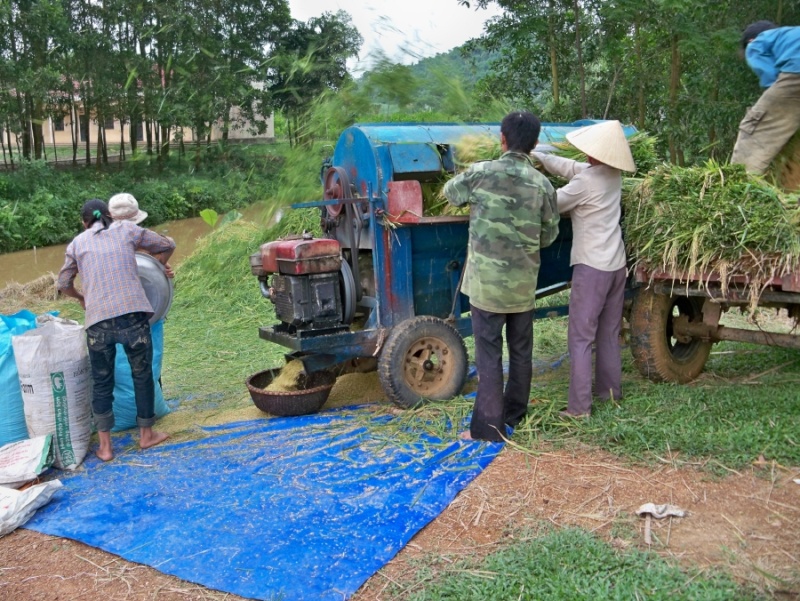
[629,287,712,383]
[322,166,351,218]
[339,259,356,325]
[378,316,468,409]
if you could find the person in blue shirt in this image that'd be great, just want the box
[730,21,800,175]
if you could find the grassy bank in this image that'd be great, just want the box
[0,143,286,254]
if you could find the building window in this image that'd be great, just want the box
[54,116,65,131]
[135,121,144,142]
[104,117,115,130]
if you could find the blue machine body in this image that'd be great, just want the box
[260,120,633,371]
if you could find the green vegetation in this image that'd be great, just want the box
[0,144,284,253]
[521,314,800,472]
[4,0,800,180]
[1,1,361,164]
[401,526,762,601]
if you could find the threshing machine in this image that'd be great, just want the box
[250,121,606,408]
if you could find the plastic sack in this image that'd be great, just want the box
[0,480,63,538]
[112,318,171,431]
[12,315,93,470]
[0,310,39,447]
[0,435,54,489]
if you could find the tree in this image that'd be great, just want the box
[459,0,800,165]
[362,53,419,110]
[268,10,362,147]
[0,0,69,160]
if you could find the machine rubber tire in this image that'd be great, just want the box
[629,287,712,383]
[378,316,468,409]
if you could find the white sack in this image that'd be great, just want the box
[12,316,93,470]
[0,435,54,489]
[0,480,63,538]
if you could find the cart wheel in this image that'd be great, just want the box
[629,287,712,383]
[378,316,468,409]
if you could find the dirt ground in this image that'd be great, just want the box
[1,444,798,601]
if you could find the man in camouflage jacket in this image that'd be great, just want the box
[444,111,560,441]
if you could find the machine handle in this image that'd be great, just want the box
[260,280,272,300]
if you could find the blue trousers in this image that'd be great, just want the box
[86,312,155,431]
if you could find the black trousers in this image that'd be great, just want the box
[470,305,534,441]
[86,312,155,431]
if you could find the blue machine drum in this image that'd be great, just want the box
[136,252,174,324]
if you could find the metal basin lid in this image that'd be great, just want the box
[136,252,174,324]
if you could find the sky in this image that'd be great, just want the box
[287,0,504,73]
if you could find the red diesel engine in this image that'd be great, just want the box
[250,235,352,333]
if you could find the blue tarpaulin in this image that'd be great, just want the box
[25,407,502,601]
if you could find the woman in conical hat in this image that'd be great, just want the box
[532,120,634,418]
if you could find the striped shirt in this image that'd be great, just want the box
[58,220,175,327]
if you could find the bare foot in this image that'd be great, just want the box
[96,447,114,462]
[97,431,114,461]
[139,427,170,450]
[459,431,474,441]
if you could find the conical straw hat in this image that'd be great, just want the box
[565,120,636,172]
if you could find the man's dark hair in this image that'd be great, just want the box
[741,20,777,49]
[501,111,541,154]
[81,198,113,233]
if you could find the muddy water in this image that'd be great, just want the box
[0,203,276,288]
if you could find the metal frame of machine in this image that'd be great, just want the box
[251,121,620,407]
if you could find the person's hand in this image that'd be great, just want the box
[164,262,175,278]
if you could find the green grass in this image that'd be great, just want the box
[523,313,800,472]
[397,526,764,601]
[162,209,322,404]
[0,143,287,253]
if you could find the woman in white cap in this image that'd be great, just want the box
[109,193,174,277]
[532,120,635,418]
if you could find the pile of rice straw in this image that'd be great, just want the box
[0,273,59,313]
[422,131,660,217]
[623,160,800,306]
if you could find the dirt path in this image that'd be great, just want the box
[2,446,798,601]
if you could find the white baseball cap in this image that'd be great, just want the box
[109,193,148,224]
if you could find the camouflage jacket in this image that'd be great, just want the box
[443,151,559,313]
